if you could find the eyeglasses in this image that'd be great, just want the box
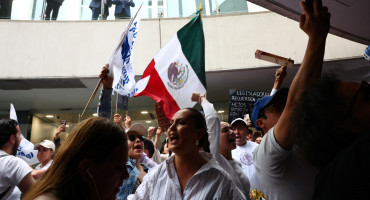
[127,134,144,142]
[341,80,370,121]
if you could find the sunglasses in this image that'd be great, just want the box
[127,134,145,142]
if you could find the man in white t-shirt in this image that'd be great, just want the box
[250,1,331,198]
[0,119,35,200]
[231,118,259,188]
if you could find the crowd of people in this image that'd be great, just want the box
[0,0,135,20]
[1,0,369,199]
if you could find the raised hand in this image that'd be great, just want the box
[99,64,113,89]
[299,0,331,40]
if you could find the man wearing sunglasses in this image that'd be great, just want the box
[117,123,147,200]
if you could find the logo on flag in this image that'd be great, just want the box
[167,61,189,90]
[134,13,206,119]
[109,5,142,97]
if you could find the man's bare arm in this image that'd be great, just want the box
[274,0,331,150]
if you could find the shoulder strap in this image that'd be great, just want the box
[0,154,9,158]
[0,186,12,199]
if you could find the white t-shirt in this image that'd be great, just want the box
[35,160,53,170]
[232,141,259,187]
[252,127,317,200]
[0,150,32,200]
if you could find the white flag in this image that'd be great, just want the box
[109,5,142,97]
[10,103,18,122]
[10,103,40,165]
[17,135,39,165]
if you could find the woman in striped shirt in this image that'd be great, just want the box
[128,96,244,200]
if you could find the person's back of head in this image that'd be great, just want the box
[294,76,354,169]
[253,131,263,139]
[0,119,18,149]
[143,139,154,158]
[23,117,128,200]
[0,119,20,156]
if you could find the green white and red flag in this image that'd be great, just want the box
[134,13,206,120]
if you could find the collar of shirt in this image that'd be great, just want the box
[165,152,226,180]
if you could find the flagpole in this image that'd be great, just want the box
[81,79,102,118]
[158,17,162,48]
[115,92,119,114]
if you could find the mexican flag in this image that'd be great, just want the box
[134,13,206,120]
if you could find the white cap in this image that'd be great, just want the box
[230,118,248,128]
[126,123,147,136]
[34,140,55,151]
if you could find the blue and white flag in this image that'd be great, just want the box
[109,5,142,97]
[10,103,39,165]
[17,135,39,165]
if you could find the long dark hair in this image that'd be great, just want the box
[23,117,127,200]
[184,108,210,153]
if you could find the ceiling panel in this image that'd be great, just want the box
[247,0,370,44]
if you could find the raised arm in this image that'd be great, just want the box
[274,0,330,150]
[153,127,163,150]
[191,92,220,157]
[97,64,113,119]
[271,64,287,95]
[124,115,132,129]
[113,113,125,129]
[53,124,65,151]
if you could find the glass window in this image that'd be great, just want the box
[158,0,163,6]
[158,7,164,17]
[6,1,266,22]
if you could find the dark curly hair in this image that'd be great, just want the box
[0,119,19,148]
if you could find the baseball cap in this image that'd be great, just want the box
[251,88,289,129]
[126,123,147,136]
[230,118,248,128]
[34,140,55,151]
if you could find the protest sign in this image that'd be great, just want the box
[228,90,270,124]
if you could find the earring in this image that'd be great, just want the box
[195,139,199,146]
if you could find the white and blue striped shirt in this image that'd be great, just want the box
[128,152,244,200]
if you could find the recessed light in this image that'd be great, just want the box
[141,111,148,114]
[146,121,151,123]
[217,110,224,113]
[92,113,98,117]
[46,115,53,118]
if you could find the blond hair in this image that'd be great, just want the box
[23,117,126,200]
